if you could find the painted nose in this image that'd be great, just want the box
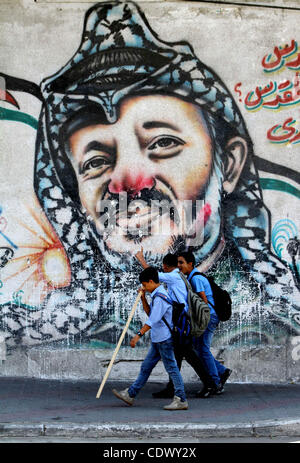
[108,173,155,195]
[108,138,155,195]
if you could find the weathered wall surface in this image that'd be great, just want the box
[0,0,299,383]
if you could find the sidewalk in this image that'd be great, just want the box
[0,377,300,439]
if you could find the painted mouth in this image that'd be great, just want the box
[116,205,171,236]
[95,181,211,243]
[97,182,179,238]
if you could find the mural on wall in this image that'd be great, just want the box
[0,1,299,351]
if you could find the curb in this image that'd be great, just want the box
[1,419,300,438]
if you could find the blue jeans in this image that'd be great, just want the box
[194,312,226,386]
[128,337,186,402]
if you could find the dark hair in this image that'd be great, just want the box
[177,251,195,266]
[139,266,159,284]
[162,253,178,268]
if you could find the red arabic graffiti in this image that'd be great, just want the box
[262,40,300,73]
[234,39,300,147]
[234,82,242,102]
[267,117,300,145]
[245,72,300,111]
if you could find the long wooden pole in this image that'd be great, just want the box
[96,292,142,399]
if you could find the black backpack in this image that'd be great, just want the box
[152,292,191,345]
[190,272,232,322]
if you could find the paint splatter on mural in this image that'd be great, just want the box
[0,2,299,352]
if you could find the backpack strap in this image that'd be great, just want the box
[189,271,202,281]
[162,315,173,334]
[153,292,188,337]
[189,272,215,309]
[152,292,173,306]
[152,292,173,334]
[178,271,193,291]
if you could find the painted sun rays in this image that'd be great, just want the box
[0,200,71,306]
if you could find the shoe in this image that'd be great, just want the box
[112,388,134,406]
[212,383,224,395]
[152,387,174,399]
[220,368,232,387]
[196,385,214,398]
[196,382,223,397]
[163,395,188,410]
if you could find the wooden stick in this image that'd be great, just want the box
[96,291,142,399]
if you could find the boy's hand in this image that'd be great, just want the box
[135,247,144,262]
[130,335,140,348]
[138,286,146,297]
[135,247,149,269]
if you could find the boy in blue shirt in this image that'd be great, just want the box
[178,251,232,398]
[135,250,213,398]
[112,267,188,410]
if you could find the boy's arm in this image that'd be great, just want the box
[192,275,208,303]
[157,271,174,284]
[135,247,149,269]
[130,324,151,348]
[130,288,151,348]
[139,288,150,315]
[135,248,174,286]
[197,291,208,304]
[131,294,169,348]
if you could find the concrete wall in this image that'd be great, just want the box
[0,0,299,383]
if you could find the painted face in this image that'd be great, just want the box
[68,94,214,258]
[177,256,193,275]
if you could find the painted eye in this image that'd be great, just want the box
[148,136,185,159]
[149,137,183,150]
[150,138,174,148]
[81,156,111,174]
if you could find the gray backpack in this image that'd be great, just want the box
[179,272,211,337]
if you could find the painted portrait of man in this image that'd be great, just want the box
[0,1,299,349]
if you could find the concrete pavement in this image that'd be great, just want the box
[0,377,300,439]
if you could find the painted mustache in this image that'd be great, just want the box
[96,186,180,237]
[95,182,211,247]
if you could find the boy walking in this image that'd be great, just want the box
[135,249,213,399]
[112,267,188,410]
[177,251,232,397]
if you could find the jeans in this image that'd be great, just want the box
[165,338,215,392]
[194,312,226,386]
[128,337,186,402]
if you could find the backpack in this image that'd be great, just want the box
[178,273,211,337]
[152,292,191,345]
[190,272,232,322]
